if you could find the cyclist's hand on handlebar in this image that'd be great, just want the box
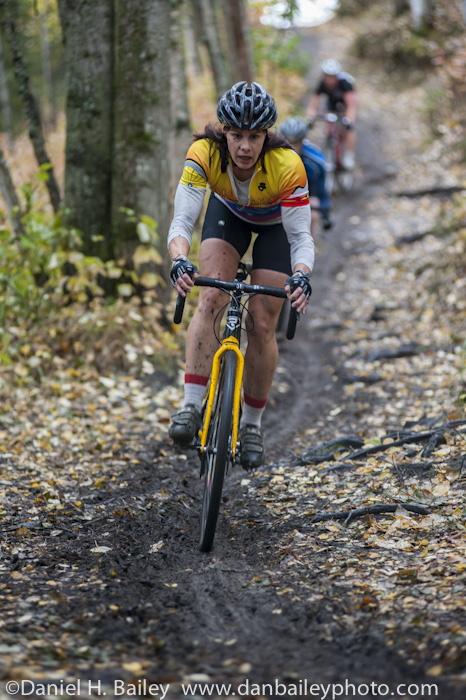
[170,256,198,296]
[285,271,312,315]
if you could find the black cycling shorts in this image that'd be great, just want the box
[201,194,292,275]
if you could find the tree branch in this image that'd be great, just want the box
[296,421,466,466]
[311,502,431,525]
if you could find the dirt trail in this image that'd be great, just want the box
[263,26,393,457]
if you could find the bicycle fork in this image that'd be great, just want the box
[199,336,244,460]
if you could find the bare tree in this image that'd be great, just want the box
[0,31,12,142]
[39,2,57,130]
[184,0,204,77]
[0,0,61,213]
[170,0,192,194]
[409,0,435,29]
[0,144,23,235]
[190,0,230,98]
[221,0,254,83]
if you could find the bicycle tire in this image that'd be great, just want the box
[199,351,237,552]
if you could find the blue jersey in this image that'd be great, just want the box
[300,140,331,213]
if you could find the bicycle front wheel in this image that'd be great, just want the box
[199,351,237,552]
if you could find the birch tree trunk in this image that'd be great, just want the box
[0,0,61,213]
[112,0,171,284]
[58,0,114,257]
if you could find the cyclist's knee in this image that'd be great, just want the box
[196,288,225,316]
[247,312,279,343]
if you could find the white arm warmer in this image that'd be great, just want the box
[281,205,315,272]
[167,184,207,248]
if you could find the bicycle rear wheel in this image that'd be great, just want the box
[199,351,237,552]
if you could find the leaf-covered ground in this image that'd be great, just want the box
[1,14,466,700]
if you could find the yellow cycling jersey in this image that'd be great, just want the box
[179,138,310,225]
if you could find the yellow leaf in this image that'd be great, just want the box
[427,665,443,677]
[15,527,29,536]
[277,587,293,596]
[432,483,450,497]
[14,364,29,377]
[122,662,146,674]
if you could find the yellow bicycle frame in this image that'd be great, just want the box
[199,336,244,459]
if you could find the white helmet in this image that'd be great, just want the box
[321,59,341,76]
[279,117,308,142]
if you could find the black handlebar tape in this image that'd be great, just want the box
[286,307,299,340]
[173,294,186,324]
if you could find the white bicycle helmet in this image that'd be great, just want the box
[321,59,342,76]
[217,82,277,131]
[279,116,308,142]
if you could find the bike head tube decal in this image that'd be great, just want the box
[226,316,241,331]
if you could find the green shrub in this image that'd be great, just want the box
[0,197,163,357]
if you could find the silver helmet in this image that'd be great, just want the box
[279,116,308,142]
[321,59,342,76]
[217,82,278,131]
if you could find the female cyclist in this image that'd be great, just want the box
[167,81,315,470]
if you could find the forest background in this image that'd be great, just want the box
[0,0,465,375]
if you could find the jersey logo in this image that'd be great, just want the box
[258,182,267,191]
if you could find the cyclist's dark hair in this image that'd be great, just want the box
[193,123,291,174]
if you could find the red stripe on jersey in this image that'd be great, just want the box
[281,195,310,208]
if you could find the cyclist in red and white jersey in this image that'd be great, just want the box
[306,59,357,170]
[167,82,315,469]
